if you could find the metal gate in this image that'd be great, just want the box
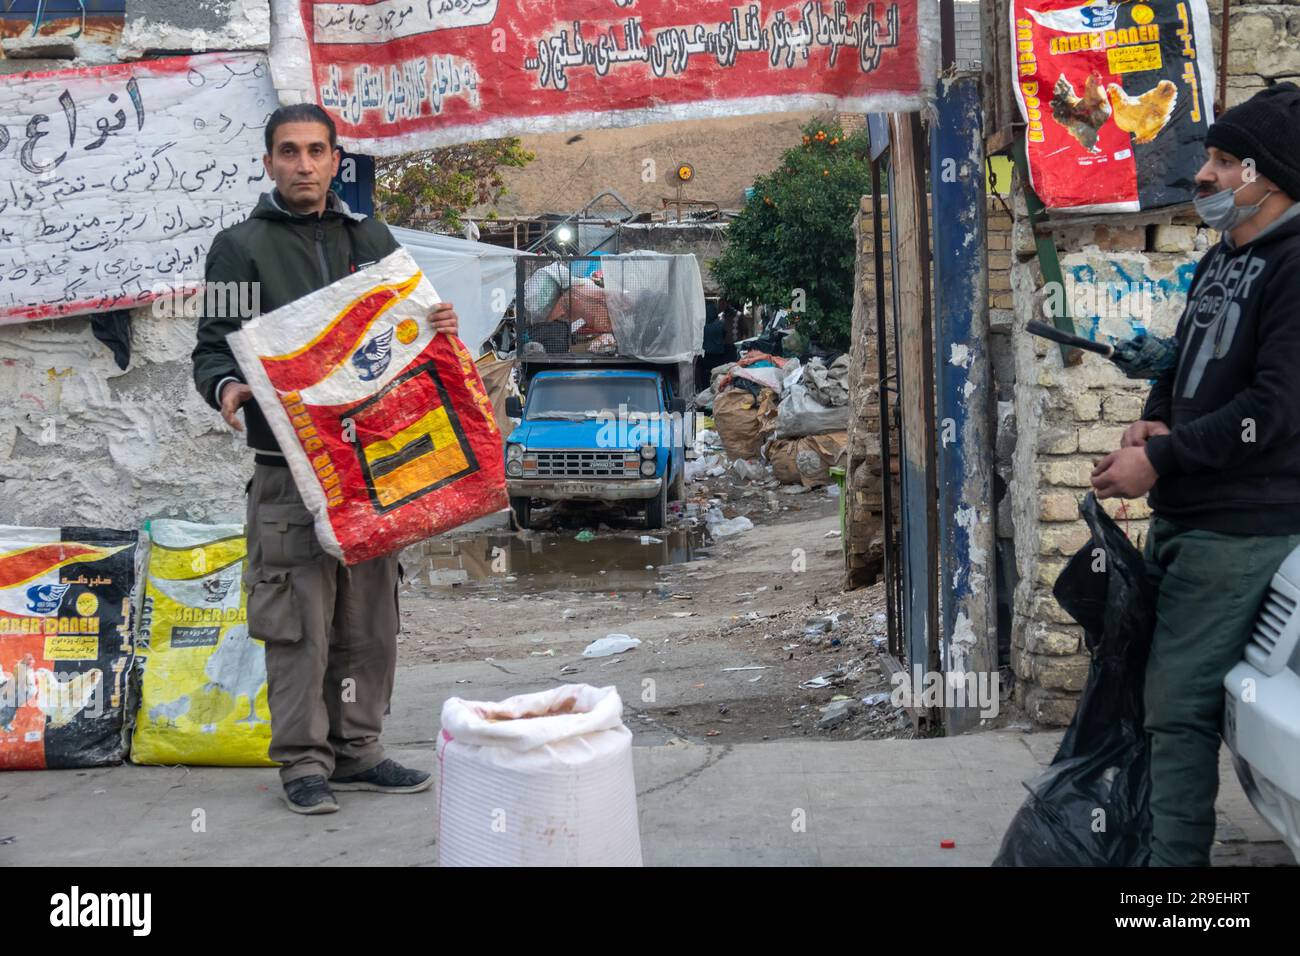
[869,71,998,735]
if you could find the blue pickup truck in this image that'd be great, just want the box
[503,254,704,530]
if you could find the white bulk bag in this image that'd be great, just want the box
[437,684,642,867]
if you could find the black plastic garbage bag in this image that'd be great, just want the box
[993,493,1156,866]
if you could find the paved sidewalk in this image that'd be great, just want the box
[1,730,1290,866]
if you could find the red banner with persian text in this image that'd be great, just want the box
[269,0,939,154]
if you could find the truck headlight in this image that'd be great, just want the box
[506,461,523,477]
[639,444,655,460]
[640,459,656,476]
[507,443,524,461]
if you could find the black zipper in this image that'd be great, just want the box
[314,223,330,284]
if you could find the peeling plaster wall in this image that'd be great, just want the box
[119,0,270,59]
[0,306,251,529]
[0,2,270,532]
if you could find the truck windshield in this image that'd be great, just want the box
[528,377,660,419]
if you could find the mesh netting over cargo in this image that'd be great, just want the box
[516,253,704,364]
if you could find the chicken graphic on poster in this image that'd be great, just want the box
[1108,79,1179,143]
[1013,0,1215,211]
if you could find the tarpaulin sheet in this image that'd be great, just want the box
[519,253,705,363]
[131,521,274,767]
[389,226,530,354]
[270,0,939,154]
[0,527,136,770]
[1011,0,1215,212]
[228,248,507,565]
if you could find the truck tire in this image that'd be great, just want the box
[510,496,531,531]
[644,483,668,530]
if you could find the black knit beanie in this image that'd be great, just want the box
[1205,82,1300,200]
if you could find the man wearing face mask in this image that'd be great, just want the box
[1090,82,1300,866]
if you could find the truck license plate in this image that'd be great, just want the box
[560,482,607,495]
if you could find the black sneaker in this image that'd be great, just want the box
[329,758,432,794]
[282,775,339,815]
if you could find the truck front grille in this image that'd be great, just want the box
[527,451,636,479]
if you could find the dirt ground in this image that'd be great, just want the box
[394,465,1018,744]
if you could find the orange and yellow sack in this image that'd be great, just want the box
[131,521,274,766]
[228,248,507,565]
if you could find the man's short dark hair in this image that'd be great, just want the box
[264,104,338,154]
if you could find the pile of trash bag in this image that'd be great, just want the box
[993,493,1156,867]
[703,350,849,488]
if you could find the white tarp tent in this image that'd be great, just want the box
[390,227,530,353]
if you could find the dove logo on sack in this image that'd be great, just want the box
[352,325,396,382]
[26,582,70,615]
[202,573,235,604]
[1027,1,1118,32]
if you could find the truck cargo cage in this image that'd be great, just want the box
[515,254,705,365]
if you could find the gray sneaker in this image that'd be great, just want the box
[283,775,339,815]
[329,758,432,794]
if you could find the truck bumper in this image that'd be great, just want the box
[507,478,662,502]
[1224,661,1300,861]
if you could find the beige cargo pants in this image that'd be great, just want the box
[244,463,401,785]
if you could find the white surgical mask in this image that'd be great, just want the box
[1194,181,1276,231]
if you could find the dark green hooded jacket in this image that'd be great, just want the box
[191,189,401,456]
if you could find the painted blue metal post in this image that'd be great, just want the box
[930,74,998,733]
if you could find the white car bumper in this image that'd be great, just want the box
[1224,661,1300,862]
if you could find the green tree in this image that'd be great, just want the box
[711,118,872,350]
[375,138,535,232]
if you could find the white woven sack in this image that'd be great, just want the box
[437,684,642,867]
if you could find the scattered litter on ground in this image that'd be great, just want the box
[582,634,641,657]
[722,665,767,672]
[575,529,596,542]
[706,512,754,537]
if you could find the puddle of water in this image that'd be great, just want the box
[403,526,711,594]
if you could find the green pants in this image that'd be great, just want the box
[1142,517,1300,866]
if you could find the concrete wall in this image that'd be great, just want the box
[0,2,270,530]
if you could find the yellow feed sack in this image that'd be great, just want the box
[130,521,273,766]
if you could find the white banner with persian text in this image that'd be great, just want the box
[0,52,277,324]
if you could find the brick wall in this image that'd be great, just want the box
[845,194,1014,590]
